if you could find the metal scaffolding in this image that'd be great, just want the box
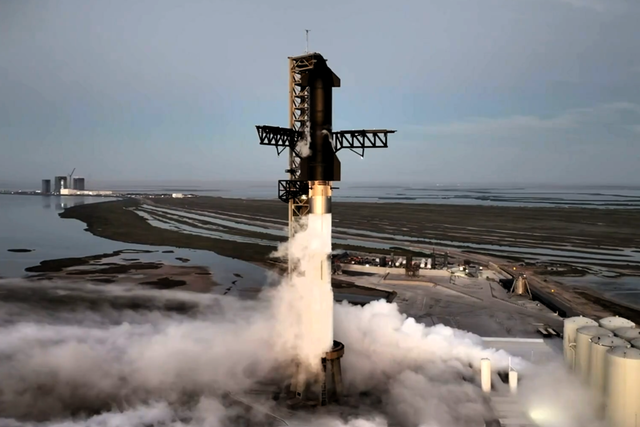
[256,53,395,278]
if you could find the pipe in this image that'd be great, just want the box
[569,343,576,371]
[481,358,492,393]
[509,370,518,394]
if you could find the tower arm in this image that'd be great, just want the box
[256,125,304,156]
[332,129,396,157]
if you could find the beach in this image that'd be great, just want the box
[49,195,640,319]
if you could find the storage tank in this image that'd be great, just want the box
[614,327,640,342]
[604,347,640,427]
[588,335,630,400]
[563,317,599,369]
[599,316,635,332]
[575,326,613,382]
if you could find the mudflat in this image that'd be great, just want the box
[60,197,640,266]
[151,196,640,249]
[57,196,640,318]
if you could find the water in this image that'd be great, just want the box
[2,191,639,308]
[0,195,268,290]
[128,183,640,208]
[5,182,640,208]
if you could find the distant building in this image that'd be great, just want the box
[60,188,112,196]
[72,177,85,191]
[54,176,67,193]
[41,179,51,194]
[172,193,184,198]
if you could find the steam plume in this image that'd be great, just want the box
[0,219,603,427]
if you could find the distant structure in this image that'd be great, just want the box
[54,176,67,193]
[256,52,394,407]
[510,274,532,299]
[41,179,51,194]
[42,170,97,195]
[72,177,85,191]
[68,168,76,189]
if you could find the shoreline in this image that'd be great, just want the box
[57,197,640,320]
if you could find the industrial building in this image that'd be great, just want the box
[42,168,90,194]
[41,179,51,194]
[53,176,67,193]
[562,315,639,427]
[59,188,112,196]
[72,177,85,191]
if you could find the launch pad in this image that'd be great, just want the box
[256,51,395,406]
[287,340,345,408]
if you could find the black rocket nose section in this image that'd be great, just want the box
[298,140,341,182]
[297,54,342,182]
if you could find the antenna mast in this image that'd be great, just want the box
[305,29,309,53]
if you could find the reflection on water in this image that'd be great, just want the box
[561,275,640,309]
[0,195,269,288]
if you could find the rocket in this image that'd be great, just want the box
[256,51,394,405]
[297,54,342,184]
[297,55,342,355]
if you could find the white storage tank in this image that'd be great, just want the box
[631,338,640,350]
[614,327,640,342]
[589,335,630,400]
[599,316,635,332]
[575,326,613,382]
[605,347,640,427]
[563,316,598,369]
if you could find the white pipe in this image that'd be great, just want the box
[481,358,491,393]
[509,370,518,394]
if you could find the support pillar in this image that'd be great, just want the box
[481,358,492,393]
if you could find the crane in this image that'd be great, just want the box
[68,168,76,190]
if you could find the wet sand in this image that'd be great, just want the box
[151,196,640,250]
[58,197,640,317]
[25,250,219,293]
[19,249,394,304]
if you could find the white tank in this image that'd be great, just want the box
[599,316,635,332]
[563,316,598,369]
[614,327,640,342]
[589,335,630,400]
[575,326,613,382]
[605,347,640,427]
[631,338,640,350]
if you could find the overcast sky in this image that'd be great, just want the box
[1,0,639,186]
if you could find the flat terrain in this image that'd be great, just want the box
[58,196,640,320]
[154,196,640,250]
[342,269,565,342]
[24,250,219,292]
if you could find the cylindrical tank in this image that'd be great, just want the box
[631,338,640,350]
[575,326,613,382]
[614,327,640,342]
[481,358,491,393]
[509,370,518,394]
[589,335,630,399]
[599,316,635,332]
[605,347,640,427]
[563,316,598,369]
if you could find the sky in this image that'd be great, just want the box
[1,0,639,187]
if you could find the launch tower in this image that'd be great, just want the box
[256,52,395,406]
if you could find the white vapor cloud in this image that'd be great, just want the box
[0,219,605,426]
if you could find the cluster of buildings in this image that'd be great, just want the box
[40,174,112,196]
[41,176,85,194]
